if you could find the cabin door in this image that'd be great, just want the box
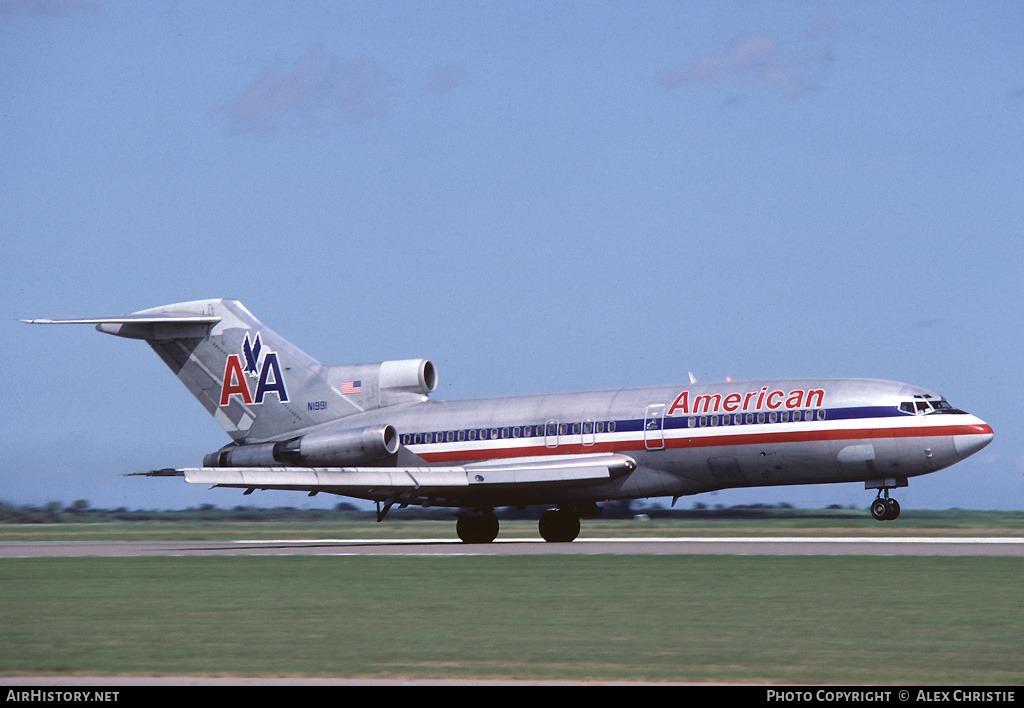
[644,404,666,450]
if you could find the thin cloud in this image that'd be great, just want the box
[663,35,833,99]
[230,47,396,133]
[426,64,467,94]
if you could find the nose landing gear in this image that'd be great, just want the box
[870,492,901,521]
[866,478,907,521]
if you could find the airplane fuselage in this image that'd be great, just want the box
[306,377,993,508]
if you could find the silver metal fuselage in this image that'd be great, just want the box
[308,377,993,507]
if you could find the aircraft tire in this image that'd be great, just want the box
[886,498,901,520]
[870,498,890,522]
[539,509,580,543]
[456,512,499,543]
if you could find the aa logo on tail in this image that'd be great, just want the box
[219,332,289,406]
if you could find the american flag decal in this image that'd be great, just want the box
[341,380,362,395]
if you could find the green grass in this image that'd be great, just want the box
[2,555,1023,683]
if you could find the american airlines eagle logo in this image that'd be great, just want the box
[219,332,289,406]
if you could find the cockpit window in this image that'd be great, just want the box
[900,398,964,415]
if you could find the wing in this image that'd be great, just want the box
[143,453,637,516]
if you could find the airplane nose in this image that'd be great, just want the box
[953,420,994,459]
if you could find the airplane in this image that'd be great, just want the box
[23,299,994,543]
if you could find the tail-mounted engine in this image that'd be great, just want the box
[325,358,438,409]
[204,423,399,468]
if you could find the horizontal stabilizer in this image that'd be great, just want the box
[165,453,636,493]
[126,469,185,477]
[21,314,221,325]
[22,312,221,341]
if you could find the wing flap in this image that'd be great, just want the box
[463,453,635,484]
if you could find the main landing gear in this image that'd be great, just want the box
[455,507,584,543]
[456,510,499,544]
[538,508,581,543]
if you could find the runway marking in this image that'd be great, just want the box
[234,536,1024,545]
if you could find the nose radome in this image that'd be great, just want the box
[953,421,994,459]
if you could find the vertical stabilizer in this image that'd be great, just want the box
[24,299,350,442]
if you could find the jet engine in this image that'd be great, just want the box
[204,423,399,468]
[324,358,437,409]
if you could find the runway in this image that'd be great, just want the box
[4,536,1024,557]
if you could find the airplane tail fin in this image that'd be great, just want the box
[24,299,349,442]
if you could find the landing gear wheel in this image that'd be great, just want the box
[885,498,900,520]
[456,511,499,543]
[871,496,902,521]
[539,509,580,543]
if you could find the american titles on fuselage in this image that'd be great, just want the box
[667,386,824,416]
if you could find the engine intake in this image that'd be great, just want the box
[380,359,437,395]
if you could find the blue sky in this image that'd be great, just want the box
[3,1,1022,512]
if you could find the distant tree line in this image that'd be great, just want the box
[0,498,861,524]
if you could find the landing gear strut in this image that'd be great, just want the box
[870,491,901,521]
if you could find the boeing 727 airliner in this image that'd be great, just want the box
[24,299,994,543]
